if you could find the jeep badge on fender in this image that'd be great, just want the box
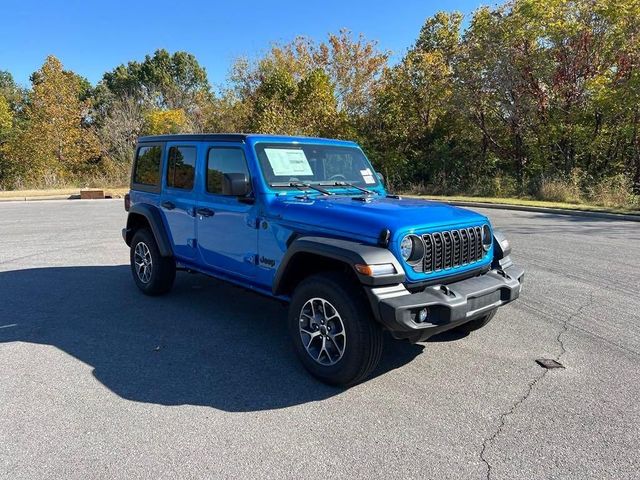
[122,134,524,386]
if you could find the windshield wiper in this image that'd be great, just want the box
[269,181,332,196]
[320,181,375,195]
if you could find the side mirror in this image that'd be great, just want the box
[222,173,250,196]
[376,171,385,185]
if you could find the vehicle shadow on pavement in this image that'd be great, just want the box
[0,265,424,411]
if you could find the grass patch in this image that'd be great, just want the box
[408,194,640,216]
[0,187,129,199]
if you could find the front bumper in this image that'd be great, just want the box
[365,264,524,342]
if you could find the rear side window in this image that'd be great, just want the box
[207,147,250,194]
[133,146,162,186]
[166,146,196,190]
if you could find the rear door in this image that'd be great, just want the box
[196,143,258,278]
[160,142,198,261]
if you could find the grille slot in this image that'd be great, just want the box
[417,226,487,274]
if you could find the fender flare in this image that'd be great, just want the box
[124,204,174,257]
[272,236,405,295]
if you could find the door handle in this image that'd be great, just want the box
[196,207,215,217]
[161,201,175,210]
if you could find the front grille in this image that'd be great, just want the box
[415,226,485,273]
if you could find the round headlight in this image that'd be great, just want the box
[400,235,425,263]
[482,225,492,251]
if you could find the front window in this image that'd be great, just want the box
[255,143,380,190]
[207,147,250,195]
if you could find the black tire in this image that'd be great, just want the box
[288,272,383,387]
[454,310,496,334]
[130,228,176,296]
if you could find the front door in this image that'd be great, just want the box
[160,143,198,261]
[196,143,257,278]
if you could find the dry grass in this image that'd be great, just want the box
[537,177,583,204]
[404,170,639,211]
[0,186,129,199]
[410,194,640,216]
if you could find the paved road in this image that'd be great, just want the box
[1,200,639,480]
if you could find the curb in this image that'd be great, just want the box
[0,194,74,202]
[439,200,640,222]
[0,194,124,203]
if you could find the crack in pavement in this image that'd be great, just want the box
[555,291,595,362]
[479,291,596,480]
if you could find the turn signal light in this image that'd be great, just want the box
[354,263,397,276]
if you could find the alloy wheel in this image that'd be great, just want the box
[298,297,346,366]
[134,241,153,284]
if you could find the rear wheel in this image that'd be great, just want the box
[288,272,383,386]
[454,310,496,334]
[130,228,176,295]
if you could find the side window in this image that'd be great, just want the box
[166,146,196,190]
[207,147,250,194]
[133,146,162,186]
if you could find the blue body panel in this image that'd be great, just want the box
[129,134,495,296]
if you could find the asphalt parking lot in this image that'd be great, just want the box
[1,199,639,479]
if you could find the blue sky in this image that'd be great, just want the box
[0,0,487,89]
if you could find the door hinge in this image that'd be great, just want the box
[246,216,261,229]
[244,254,258,265]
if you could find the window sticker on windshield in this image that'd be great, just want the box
[360,168,376,184]
[265,148,313,176]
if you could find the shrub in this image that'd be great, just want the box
[537,171,584,204]
[589,174,639,209]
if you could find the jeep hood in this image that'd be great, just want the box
[269,194,488,241]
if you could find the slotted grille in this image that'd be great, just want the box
[415,226,485,273]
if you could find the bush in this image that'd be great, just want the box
[589,174,639,209]
[470,173,519,198]
[536,170,584,204]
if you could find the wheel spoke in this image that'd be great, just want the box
[316,337,328,361]
[303,330,320,348]
[327,333,345,356]
[321,299,339,321]
[298,297,347,366]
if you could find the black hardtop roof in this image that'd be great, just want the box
[136,133,359,146]
[137,133,247,143]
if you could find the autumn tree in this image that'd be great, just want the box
[219,31,388,137]
[5,56,100,186]
[143,108,189,135]
[0,96,11,140]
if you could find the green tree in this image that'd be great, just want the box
[365,12,467,189]
[0,71,25,111]
[100,49,210,112]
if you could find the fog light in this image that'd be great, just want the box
[418,308,428,323]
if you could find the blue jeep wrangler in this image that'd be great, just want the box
[123,134,523,386]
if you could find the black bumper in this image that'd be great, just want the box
[365,264,524,342]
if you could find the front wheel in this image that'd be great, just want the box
[130,228,176,295]
[288,272,383,386]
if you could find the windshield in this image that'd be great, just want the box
[255,143,380,190]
